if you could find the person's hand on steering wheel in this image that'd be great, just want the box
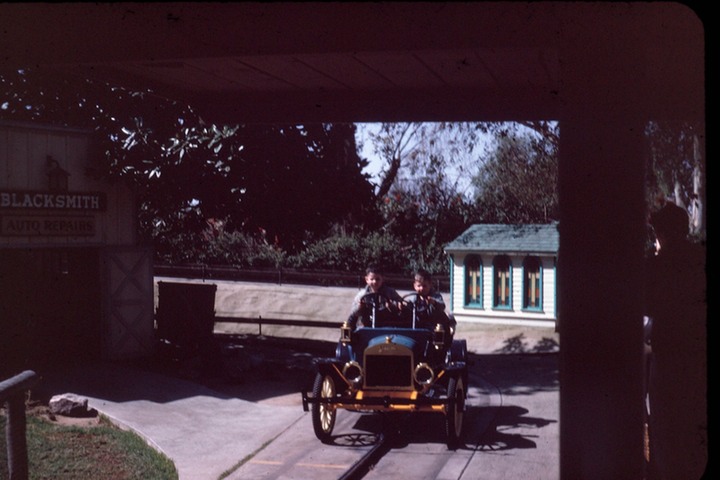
[362,292,403,315]
[361,292,385,310]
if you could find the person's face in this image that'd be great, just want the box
[365,272,383,292]
[414,277,432,296]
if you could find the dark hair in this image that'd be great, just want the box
[414,269,432,281]
[365,264,384,276]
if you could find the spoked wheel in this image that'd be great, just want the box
[445,375,466,449]
[449,340,470,388]
[311,372,337,443]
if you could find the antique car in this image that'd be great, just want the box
[301,292,469,448]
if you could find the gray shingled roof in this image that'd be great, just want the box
[445,223,559,254]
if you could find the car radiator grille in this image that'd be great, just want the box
[364,354,413,388]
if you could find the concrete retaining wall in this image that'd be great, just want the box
[154,277,559,353]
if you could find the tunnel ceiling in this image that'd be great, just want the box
[0,3,704,125]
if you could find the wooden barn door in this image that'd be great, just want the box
[101,246,154,360]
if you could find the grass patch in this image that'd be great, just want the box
[1,407,178,479]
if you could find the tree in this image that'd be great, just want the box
[471,123,559,223]
[226,123,376,252]
[644,120,705,239]
[1,68,378,260]
[1,66,237,239]
[357,122,489,273]
[358,120,560,271]
[358,122,482,201]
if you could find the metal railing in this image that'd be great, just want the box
[1,370,40,480]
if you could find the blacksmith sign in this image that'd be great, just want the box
[0,190,105,237]
[0,190,107,211]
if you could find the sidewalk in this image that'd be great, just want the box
[36,361,305,480]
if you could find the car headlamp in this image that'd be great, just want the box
[343,361,363,385]
[414,362,435,385]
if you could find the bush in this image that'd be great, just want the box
[153,229,286,268]
[151,223,451,277]
[287,231,408,273]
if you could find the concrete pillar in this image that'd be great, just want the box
[558,119,647,480]
[557,6,652,479]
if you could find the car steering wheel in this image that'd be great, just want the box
[402,292,430,315]
[360,292,391,311]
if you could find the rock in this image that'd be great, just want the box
[48,393,97,418]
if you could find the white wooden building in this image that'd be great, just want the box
[445,223,559,327]
[1,120,154,375]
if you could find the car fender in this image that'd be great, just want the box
[335,341,354,363]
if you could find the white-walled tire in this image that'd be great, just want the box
[445,376,465,449]
[311,373,336,443]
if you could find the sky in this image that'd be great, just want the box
[354,122,491,197]
[355,122,384,184]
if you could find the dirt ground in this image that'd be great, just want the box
[25,402,101,427]
[156,277,560,355]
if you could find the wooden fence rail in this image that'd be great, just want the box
[1,370,40,480]
[214,316,339,336]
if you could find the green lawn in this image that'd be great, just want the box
[0,409,177,479]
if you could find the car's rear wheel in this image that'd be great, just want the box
[311,372,337,443]
[445,375,465,449]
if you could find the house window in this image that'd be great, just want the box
[493,255,512,309]
[464,255,482,307]
[523,256,542,311]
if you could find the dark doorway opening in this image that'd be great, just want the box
[1,247,102,376]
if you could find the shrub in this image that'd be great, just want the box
[287,230,408,273]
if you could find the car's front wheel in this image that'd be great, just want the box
[311,372,337,443]
[445,375,465,449]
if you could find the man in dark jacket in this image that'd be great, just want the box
[645,202,707,480]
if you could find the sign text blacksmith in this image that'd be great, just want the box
[0,190,107,211]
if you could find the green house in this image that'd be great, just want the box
[445,223,559,327]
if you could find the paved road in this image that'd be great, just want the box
[34,334,558,480]
[203,336,560,480]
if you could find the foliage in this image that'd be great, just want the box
[471,123,559,223]
[379,183,477,275]
[10,68,700,273]
[286,229,407,273]
[154,225,287,268]
[644,120,705,239]
[357,122,491,274]
[1,67,241,240]
[360,121,560,274]
[362,121,559,205]
[224,123,377,251]
[1,68,566,275]
[1,68,378,255]
[0,67,203,182]
[359,122,482,200]
[0,411,177,479]
[644,120,701,205]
